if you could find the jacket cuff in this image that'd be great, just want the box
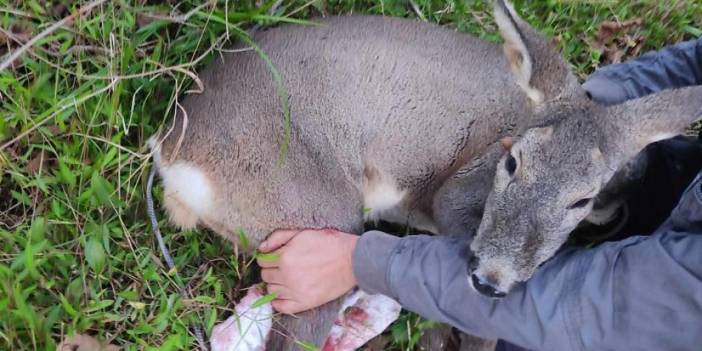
[582,75,630,105]
[352,230,401,297]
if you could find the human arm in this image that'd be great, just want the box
[354,176,702,351]
[583,38,702,105]
[259,175,702,350]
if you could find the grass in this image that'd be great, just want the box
[0,0,700,350]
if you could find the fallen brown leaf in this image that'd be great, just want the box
[50,3,68,18]
[594,20,621,49]
[26,150,47,174]
[136,13,159,28]
[0,23,33,46]
[593,17,646,65]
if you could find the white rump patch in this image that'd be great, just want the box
[363,167,406,220]
[160,162,213,217]
[148,135,214,229]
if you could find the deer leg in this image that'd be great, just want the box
[321,289,401,351]
[458,332,497,351]
[211,288,402,351]
[209,287,340,351]
[267,300,343,351]
[416,324,454,351]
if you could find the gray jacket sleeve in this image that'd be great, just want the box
[583,38,702,105]
[353,174,702,351]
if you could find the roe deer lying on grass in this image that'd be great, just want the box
[149,0,702,348]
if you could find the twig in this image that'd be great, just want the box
[174,66,204,94]
[287,0,318,17]
[146,168,177,272]
[168,102,189,163]
[409,0,427,21]
[136,1,213,24]
[72,133,147,159]
[0,7,35,19]
[250,0,285,35]
[65,45,115,56]
[147,167,208,350]
[0,0,108,72]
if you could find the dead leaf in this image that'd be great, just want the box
[57,334,119,351]
[25,149,56,174]
[136,13,159,28]
[593,17,645,65]
[629,35,646,57]
[594,20,620,49]
[550,34,562,47]
[47,124,61,136]
[0,23,33,46]
[50,4,68,18]
[26,150,46,174]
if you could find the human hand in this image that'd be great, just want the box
[257,228,359,314]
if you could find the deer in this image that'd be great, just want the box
[148,0,702,349]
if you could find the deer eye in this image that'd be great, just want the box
[568,198,592,210]
[505,154,517,175]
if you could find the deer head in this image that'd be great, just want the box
[467,0,702,297]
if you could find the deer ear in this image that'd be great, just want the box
[493,0,581,105]
[596,85,702,168]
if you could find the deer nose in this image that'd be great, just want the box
[470,273,507,298]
